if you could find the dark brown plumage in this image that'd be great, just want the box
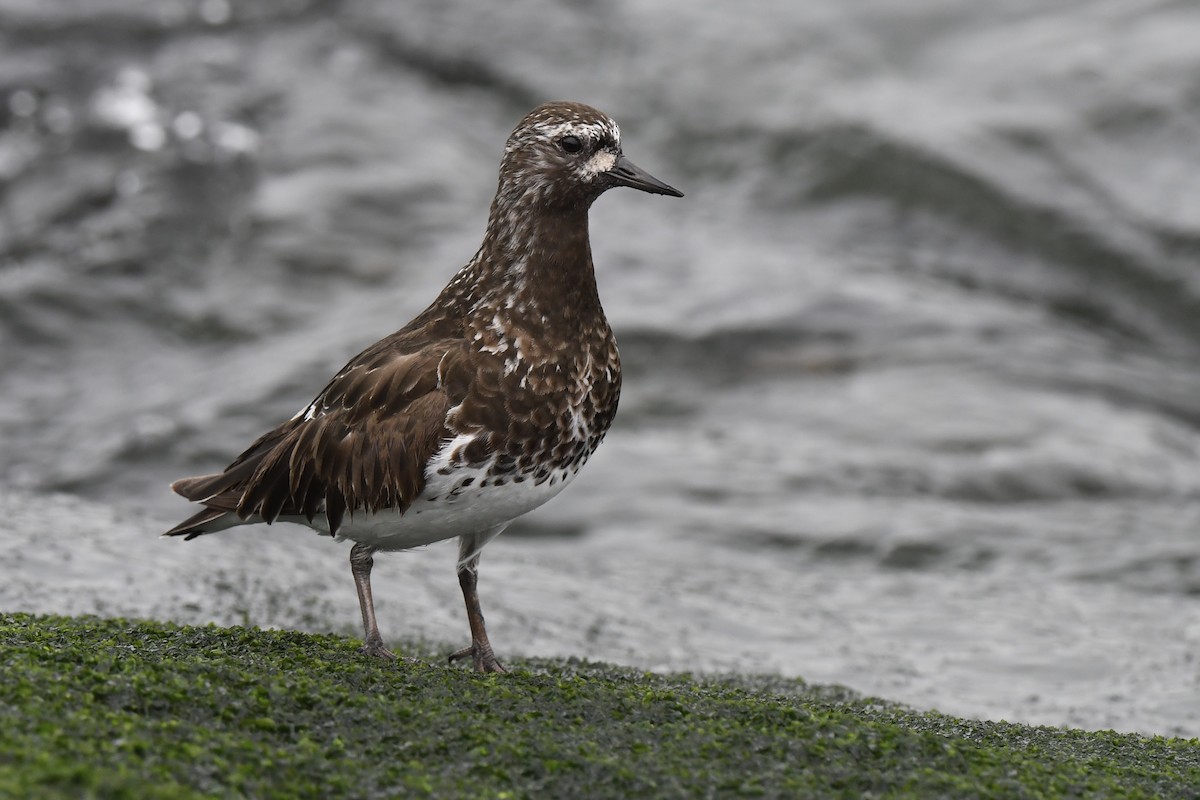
[165,101,682,671]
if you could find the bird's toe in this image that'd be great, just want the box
[448,642,507,673]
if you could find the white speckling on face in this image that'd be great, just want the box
[581,150,617,181]
[496,107,625,207]
[506,118,622,155]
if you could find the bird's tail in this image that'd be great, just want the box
[164,472,243,540]
[162,506,235,540]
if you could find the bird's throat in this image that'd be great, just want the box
[474,205,603,333]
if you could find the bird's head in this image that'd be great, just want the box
[496,101,683,211]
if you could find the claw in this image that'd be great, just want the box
[448,641,507,673]
[360,638,397,661]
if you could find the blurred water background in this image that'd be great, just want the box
[3,0,1200,736]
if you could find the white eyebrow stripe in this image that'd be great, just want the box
[534,119,622,146]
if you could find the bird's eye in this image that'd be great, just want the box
[559,135,583,154]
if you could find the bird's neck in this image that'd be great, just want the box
[460,201,606,336]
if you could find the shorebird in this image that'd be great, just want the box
[165,101,683,672]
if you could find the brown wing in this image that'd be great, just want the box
[168,337,475,538]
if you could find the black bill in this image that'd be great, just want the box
[608,155,684,197]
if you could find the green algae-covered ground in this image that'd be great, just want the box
[1,613,1197,799]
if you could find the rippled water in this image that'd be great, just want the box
[3,0,1200,736]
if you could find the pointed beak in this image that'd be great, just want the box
[608,154,684,197]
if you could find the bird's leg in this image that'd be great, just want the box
[350,542,395,660]
[448,537,507,673]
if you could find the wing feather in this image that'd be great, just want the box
[167,339,473,537]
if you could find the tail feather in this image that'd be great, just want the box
[166,426,294,539]
[170,457,261,502]
[163,506,234,540]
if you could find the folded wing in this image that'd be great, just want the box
[166,338,474,539]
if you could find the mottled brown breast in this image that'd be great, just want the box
[443,306,621,484]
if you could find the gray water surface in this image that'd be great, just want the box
[3,0,1200,736]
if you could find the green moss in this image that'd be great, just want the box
[1,613,1196,799]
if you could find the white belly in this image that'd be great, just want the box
[282,434,586,551]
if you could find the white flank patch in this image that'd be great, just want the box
[287,431,579,552]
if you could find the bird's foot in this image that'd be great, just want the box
[448,641,507,673]
[359,636,397,661]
